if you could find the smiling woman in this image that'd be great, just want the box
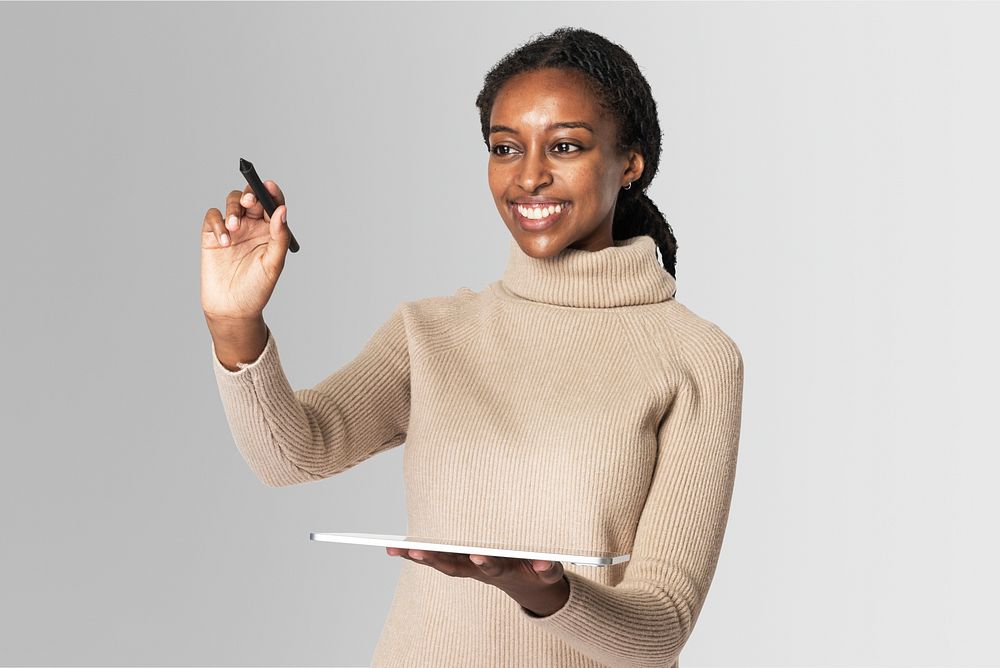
[486,68,646,254]
[208,26,743,668]
[476,29,681,283]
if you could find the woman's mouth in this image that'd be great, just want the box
[511,201,570,231]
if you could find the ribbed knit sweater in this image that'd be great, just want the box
[211,234,745,668]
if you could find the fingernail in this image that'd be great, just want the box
[411,553,424,561]
[227,215,238,230]
[470,556,486,565]
[220,232,229,246]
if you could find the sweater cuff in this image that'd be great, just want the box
[516,568,681,667]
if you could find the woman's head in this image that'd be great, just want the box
[476,27,678,276]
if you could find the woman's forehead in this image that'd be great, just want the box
[491,70,605,131]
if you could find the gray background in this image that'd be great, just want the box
[1,1,996,666]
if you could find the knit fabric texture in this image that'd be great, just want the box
[211,234,745,668]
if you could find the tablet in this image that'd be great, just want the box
[309,532,630,567]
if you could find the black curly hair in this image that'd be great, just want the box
[475,27,679,278]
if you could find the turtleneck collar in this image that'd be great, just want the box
[499,234,677,308]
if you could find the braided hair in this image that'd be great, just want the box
[475,27,679,278]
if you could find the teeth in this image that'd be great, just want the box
[516,203,564,219]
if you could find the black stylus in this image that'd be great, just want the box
[239,158,300,253]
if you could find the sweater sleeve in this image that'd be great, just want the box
[210,303,411,488]
[517,325,745,668]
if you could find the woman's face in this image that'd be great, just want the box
[487,67,644,257]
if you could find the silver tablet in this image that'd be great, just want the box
[309,532,630,567]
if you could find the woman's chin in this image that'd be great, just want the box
[510,232,567,258]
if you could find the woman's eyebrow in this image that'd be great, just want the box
[489,121,595,135]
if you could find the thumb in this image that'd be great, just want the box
[262,204,289,274]
[531,559,564,584]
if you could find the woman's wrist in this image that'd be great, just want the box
[511,574,570,618]
[205,313,268,371]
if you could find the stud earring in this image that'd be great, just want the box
[623,182,632,190]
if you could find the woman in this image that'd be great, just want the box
[202,27,744,668]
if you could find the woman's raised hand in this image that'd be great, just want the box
[201,180,290,322]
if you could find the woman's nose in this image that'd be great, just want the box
[516,148,553,192]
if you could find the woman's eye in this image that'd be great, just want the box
[490,143,580,156]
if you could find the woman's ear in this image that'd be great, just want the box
[624,146,644,186]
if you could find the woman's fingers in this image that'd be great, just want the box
[263,180,285,207]
[202,182,286,250]
[240,180,285,224]
[223,189,247,244]
[203,192,241,248]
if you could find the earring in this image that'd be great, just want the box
[623,182,632,190]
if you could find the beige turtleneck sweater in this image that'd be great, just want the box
[211,234,744,668]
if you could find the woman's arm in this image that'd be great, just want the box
[211,302,411,487]
[518,324,745,668]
